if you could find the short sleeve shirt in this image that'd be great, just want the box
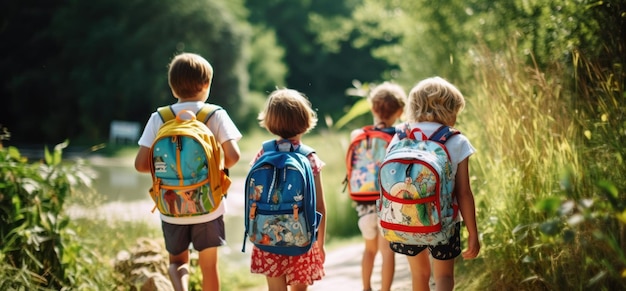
[136,101,242,225]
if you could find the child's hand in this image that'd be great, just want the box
[316,241,326,263]
[462,234,480,259]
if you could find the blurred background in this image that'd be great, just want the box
[3,0,620,146]
[1,1,625,290]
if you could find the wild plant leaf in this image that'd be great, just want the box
[333,98,370,130]
[539,220,560,236]
[562,229,575,243]
[534,197,561,216]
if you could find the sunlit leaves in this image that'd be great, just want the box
[1,141,97,288]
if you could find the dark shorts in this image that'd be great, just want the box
[162,216,226,255]
[389,222,461,260]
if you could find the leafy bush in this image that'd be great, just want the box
[0,140,104,289]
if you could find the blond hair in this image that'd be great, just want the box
[368,82,407,122]
[168,53,213,99]
[406,77,465,126]
[258,88,318,139]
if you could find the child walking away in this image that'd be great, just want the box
[381,77,479,291]
[134,52,242,291]
[346,82,406,291]
[246,88,326,291]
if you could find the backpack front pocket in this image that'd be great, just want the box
[247,207,312,249]
[378,157,445,244]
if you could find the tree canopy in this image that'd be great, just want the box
[1,0,254,144]
[0,0,622,144]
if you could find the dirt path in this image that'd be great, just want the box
[73,163,415,290]
[310,244,413,290]
[228,178,414,290]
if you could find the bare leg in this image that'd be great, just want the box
[406,251,431,291]
[168,250,190,291]
[362,237,378,291]
[266,275,288,291]
[290,283,309,291]
[378,235,395,291]
[198,247,220,291]
[432,258,455,291]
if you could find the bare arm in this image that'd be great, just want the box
[220,139,241,169]
[455,157,480,259]
[134,146,151,173]
[314,171,327,263]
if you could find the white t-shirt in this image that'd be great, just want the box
[137,101,243,225]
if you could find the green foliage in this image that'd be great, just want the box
[452,36,626,290]
[459,42,575,290]
[0,141,100,289]
[1,0,252,143]
[247,25,288,93]
[247,0,393,126]
[332,80,376,130]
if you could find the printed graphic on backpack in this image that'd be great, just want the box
[149,105,230,217]
[378,125,459,246]
[345,126,395,202]
[242,140,322,256]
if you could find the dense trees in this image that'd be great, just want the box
[0,0,622,146]
[1,0,254,144]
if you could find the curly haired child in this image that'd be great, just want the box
[387,77,479,291]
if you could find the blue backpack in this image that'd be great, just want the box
[378,125,460,246]
[242,140,322,256]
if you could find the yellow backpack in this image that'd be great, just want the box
[148,104,231,217]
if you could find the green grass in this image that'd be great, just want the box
[452,45,626,290]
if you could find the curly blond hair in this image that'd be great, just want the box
[406,77,465,126]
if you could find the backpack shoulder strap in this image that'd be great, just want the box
[157,104,222,123]
[262,140,278,153]
[379,126,397,136]
[395,123,411,140]
[157,105,176,122]
[261,139,315,156]
[361,125,375,132]
[297,143,315,156]
[429,126,461,144]
[196,104,222,123]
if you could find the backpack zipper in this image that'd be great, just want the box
[174,136,184,186]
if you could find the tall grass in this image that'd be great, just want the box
[455,42,626,290]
